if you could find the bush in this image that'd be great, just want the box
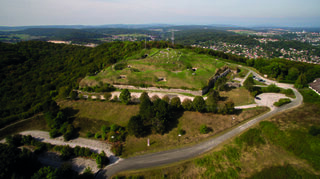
[182,99,193,111]
[104,93,112,101]
[120,89,131,104]
[95,133,101,139]
[193,96,206,112]
[200,125,209,134]
[86,131,94,138]
[49,128,61,138]
[170,97,181,110]
[5,134,22,147]
[274,98,291,107]
[309,126,320,136]
[262,84,281,93]
[111,142,123,156]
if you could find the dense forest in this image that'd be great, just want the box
[0,41,175,127]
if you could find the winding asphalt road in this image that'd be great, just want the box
[97,72,303,179]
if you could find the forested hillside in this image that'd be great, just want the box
[0,41,173,127]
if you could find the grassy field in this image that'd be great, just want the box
[220,87,255,106]
[80,48,232,89]
[58,100,139,127]
[113,89,320,178]
[122,107,269,157]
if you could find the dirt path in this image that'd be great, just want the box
[19,131,120,164]
[113,85,202,96]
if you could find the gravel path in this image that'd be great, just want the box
[19,131,120,164]
[113,85,202,96]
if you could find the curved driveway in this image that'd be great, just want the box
[97,71,303,179]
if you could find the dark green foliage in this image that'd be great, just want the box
[182,98,193,111]
[299,88,320,104]
[0,143,41,179]
[69,91,78,100]
[78,167,94,179]
[104,92,112,101]
[0,41,150,126]
[309,126,320,136]
[236,128,265,147]
[31,166,59,179]
[244,76,255,92]
[162,95,170,104]
[127,115,145,137]
[192,96,206,112]
[170,97,182,110]
[219,101,235,115]
[5,134,22,147]
[295,73,308,89]
[95,151,109,168]
[49,128,61,138]
[206,92,218,113]
[114,62,127,70]
[274,98,291,107]
[120,89,131,105]
[112,142,123,156]
[261,84,281,93]
[199,124,210,134]
[86,131,94,138]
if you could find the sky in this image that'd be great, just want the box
[1,0,320,27]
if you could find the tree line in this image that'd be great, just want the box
[0,40,176,127]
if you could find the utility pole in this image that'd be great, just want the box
[172,30,174,46]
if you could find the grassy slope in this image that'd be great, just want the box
[220,87,255,106]
[81,48,230,89]
[114,88,320,178]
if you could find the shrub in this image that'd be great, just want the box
[162,95,170,103]
[49,128,61,138]
[119,89,131,105]
[182,99,193,111]
[86,131,94,138]
[200,125,209,134]
[95,133,101,139]
[193,96,206,112]
[170,97,181,110]
[104,93,112,101]
[111,142,123,156]
[274,98,291,107]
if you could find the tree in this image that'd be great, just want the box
[32,166,59,179]
[127,115,145,137]
[103,93,112,101]
[69,91,78,100]
[182,99,193,111]
[294,73,308,89]
[119,89,131,104]
[139,92,153,120]
[199,124,209,134]
[243,76,255,92]
[286,67,300,81]
[206,93,218,113]
[162,95,170,104]
[192,96,206,112]
[224,100,235,114]
[170,97,181,110]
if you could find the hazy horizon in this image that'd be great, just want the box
[1,0,320,27]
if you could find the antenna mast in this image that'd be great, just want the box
[171,30,174,46]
